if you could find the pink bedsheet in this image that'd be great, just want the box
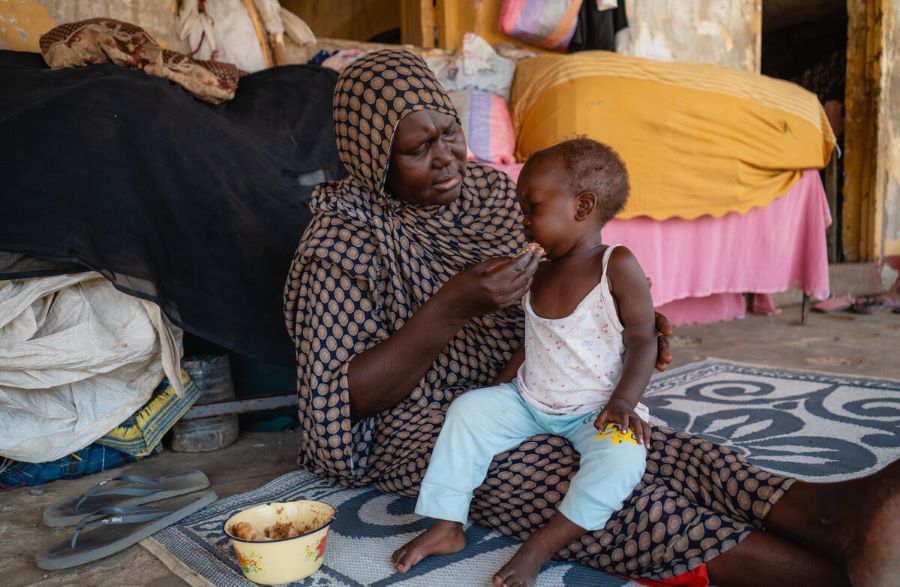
[488,164,831,325]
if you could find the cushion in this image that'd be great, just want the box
[498,0,582,52]
[449,89,516,165]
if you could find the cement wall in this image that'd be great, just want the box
[625,0,761,72]
[0,0,186,52]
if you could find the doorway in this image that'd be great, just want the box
[761,0,847,262]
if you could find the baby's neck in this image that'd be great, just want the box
[550,230,607,264]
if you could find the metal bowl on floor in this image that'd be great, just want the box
[223,500,336,585]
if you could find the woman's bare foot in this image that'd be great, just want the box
[767,458,900,586]
[845,461,900,587]
[391,519,466,573]
[492,542,544,587]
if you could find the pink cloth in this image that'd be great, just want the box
[487,164,831,325]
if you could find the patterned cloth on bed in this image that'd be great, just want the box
[40,18,240,103]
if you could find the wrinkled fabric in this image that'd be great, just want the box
[0,273,182,463]
[41,18,240,104]
[0,50,344,365]
[511,51,836,219]
[283,49,797,579]
[568,0,629,53]
[424,34,517,100]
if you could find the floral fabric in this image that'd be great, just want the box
[40,18,240,104]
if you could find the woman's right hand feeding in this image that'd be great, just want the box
[437,249,541,321]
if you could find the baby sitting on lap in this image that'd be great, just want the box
[392,138,658,587]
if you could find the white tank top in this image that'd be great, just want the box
[516,245,651,419]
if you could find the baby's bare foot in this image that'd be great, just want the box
[492,543,543,587]
[391,520,466,573]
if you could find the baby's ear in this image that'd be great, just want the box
[575,192,597,221]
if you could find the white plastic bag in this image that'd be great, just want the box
[0,273,182,463]
[425,34,517,100]
[178,0,266,72]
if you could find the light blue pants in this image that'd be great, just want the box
[416,382,646,531]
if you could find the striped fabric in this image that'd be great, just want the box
[449,89,516,165]
[98,370,200,457]
[498,0,583,52]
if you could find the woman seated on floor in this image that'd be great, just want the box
[283,50,900,586]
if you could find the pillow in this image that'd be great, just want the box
[448,89,516,165]
[498,0,582,52]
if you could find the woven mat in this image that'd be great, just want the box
[143,360,900,586]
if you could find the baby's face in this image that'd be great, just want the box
[515,156,578,259]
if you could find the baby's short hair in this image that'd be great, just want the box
[525,137,630,224]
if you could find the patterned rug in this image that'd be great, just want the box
[143,360,900,586]
[643,359,900,481]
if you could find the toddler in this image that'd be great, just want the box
[392,138,657,587]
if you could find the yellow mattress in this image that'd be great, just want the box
[510,51,835,220]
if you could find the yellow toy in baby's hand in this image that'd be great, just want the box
[595,423,639,445]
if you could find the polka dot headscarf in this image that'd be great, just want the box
[332,49,459,194]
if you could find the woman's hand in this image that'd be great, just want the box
[436,250,541,322]
[646,279,673,371]
[594,398,651,448]
[654,313,673,372]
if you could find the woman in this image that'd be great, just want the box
[284,50,898,586]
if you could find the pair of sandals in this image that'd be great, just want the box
[37,470,217,570]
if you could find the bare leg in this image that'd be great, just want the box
[764,460,900,586]
[706,531,849,587]
[391,519,466,573]
[493,514,584,587]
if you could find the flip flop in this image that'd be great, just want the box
[43,470,210,527]
[36,490,217,570]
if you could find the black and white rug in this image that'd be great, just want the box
[644,359,900,481]
[144,360,900,586]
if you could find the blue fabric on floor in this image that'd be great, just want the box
[0,444,158,490]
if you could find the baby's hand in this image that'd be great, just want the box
[594,399,651,448]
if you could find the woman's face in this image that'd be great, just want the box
[385,109,468,206]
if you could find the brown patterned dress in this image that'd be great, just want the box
[283,50,796,580]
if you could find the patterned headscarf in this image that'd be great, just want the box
[303,49,526,286]
[332,50,459,195]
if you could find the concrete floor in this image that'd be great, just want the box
[2,304,899,586]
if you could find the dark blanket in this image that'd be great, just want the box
[0,50,345,365]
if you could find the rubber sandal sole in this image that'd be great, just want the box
[43,470,210,528]
[36,490,217,570]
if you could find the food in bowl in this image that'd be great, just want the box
[224,500,335,585]
[229,519,313,541]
